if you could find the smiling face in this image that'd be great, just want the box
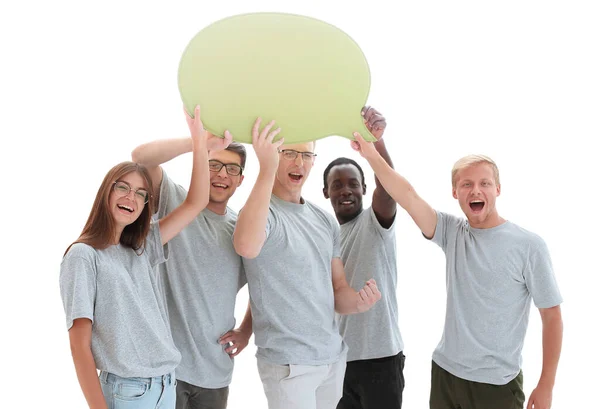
[208,149,244,206]
[324,164,366,224]
[273,141,315,201]
[109,171,149,229]
[452,162,502,228]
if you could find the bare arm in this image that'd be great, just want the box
[131,138,192,200]
[331,258,381,315]
[233,118,283,258]
[360,106,396,228]
[157,106,212,245]
[352,132,437,239]
[527,305,563,409]
[69,319,108,409]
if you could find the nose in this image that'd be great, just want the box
[125,189,136,200]
[294,154,304,166]
[217,166,229,177]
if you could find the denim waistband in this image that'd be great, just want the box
[99,371,176,387]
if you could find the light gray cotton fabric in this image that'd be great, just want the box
[429,211,563,385]
[60,224,181,378]
[338,207,404,361]
[156,171,246,388]
[241,194,346,365]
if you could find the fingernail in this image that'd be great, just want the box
[353,132,359,137]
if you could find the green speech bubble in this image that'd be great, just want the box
[178,12,375,144]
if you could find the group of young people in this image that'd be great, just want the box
[60,105,563,409]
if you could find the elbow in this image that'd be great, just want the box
[130,147,143,163]
[234,239,261,259]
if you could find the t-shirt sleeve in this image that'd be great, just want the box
[524,237,563,309]
[430,210,450,248]
[369,206,396,236]
[59,245,97,330]
[156,170,187,220]
[331,215,341,259]
[265,207,276,240]
[145,222,169,267]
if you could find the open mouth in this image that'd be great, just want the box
[469,200,485,212]
[211,182,229,190]
[289,172,303,182]
[339,200,354,206]
[117,204,134,213]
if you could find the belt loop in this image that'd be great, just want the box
[99,371,108,382]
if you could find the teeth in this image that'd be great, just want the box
[470,200,484,204]
[213,183,227,188]
[290,173,301,176]
[118,205,133,212]
[341,201,352,205]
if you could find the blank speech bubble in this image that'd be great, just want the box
[178,12,375,144]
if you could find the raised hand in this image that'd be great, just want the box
[184,105,208,150]
[351,131,379,160]
[207,130,233,153]
[361,105,387,140]
[251,117,284,172]
[357,279,382,313]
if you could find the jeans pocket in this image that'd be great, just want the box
[115,381,149,401]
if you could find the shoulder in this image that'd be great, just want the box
[63,242,97,261]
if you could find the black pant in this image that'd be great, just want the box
[175,379,229,409]
[337,351,405,409]
[430,361,525,409]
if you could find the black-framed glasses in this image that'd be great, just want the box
[112,181,150,204]
[208,160,243,176]
[278,149,317,163]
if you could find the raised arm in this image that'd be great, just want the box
[527,305,563,409]
[131,132,232,201]
[157,106,215,244]
[233,118,283,259]
[352,132,437,239]
[69,319,108,409]
[331,258,381,314]
[361,106,396,228]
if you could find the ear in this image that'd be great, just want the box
[362,183,367,195]
[452,187,458,199]
[496,183,501,196]
[238,174,245,187]
[323,187,329,199]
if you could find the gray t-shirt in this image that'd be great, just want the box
[338,207,404,361]
[430,211,563,385]
[156,171,246,388]
[59,224,181,378]
[242,194,346,365]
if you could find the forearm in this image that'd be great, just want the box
[538,311,563,387]
[238,302,253,334]
[373,138,394,190]
[71,346,107,409]
[334,285,362,315]
[367,154,416,209]
[233,170,276,258]
[131,138,192,167]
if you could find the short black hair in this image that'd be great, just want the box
[323,157,365,190]
[226,142,247,170]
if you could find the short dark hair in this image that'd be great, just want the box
[225,142,247,170]
[323,157,365,190]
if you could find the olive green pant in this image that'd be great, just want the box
[430,361,525,409]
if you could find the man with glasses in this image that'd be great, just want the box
[131,134,251,409]
[233,118,382,409]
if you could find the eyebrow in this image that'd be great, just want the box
[116,180,148,191]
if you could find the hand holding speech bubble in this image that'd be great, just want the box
[178,12,376,144]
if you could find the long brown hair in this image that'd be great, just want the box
[65,162,155,255]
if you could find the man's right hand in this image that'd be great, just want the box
[251,117,284,173]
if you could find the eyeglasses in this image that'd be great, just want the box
[112,181,150,204]
[208,160,243,176]
[278,149,317,163]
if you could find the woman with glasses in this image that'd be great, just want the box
[59,106,230,409]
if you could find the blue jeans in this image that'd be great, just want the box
[100,371,177,409]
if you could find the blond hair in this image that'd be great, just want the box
[451,154,500,188]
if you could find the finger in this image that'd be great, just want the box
[267,127,282,144]
[226,345,238,354]
[259,120,276,140]
[358,288,368,301]
[223,130,233,146]
[361,105,370,118]
[229,346,244,357]
[353,132,368,147]
[526,395,534,409]
[219,333,234,344]
[350,140,360,151]
[252,118,262,144]
[368,117,386,130]
[362,284,376,298]
[274,137,285,149]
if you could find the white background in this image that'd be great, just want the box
[1,1,598,407]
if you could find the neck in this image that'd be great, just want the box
[113,226,124,245]
[206,200,227,215]
[272,182,303,204]
[469,211,505,229]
